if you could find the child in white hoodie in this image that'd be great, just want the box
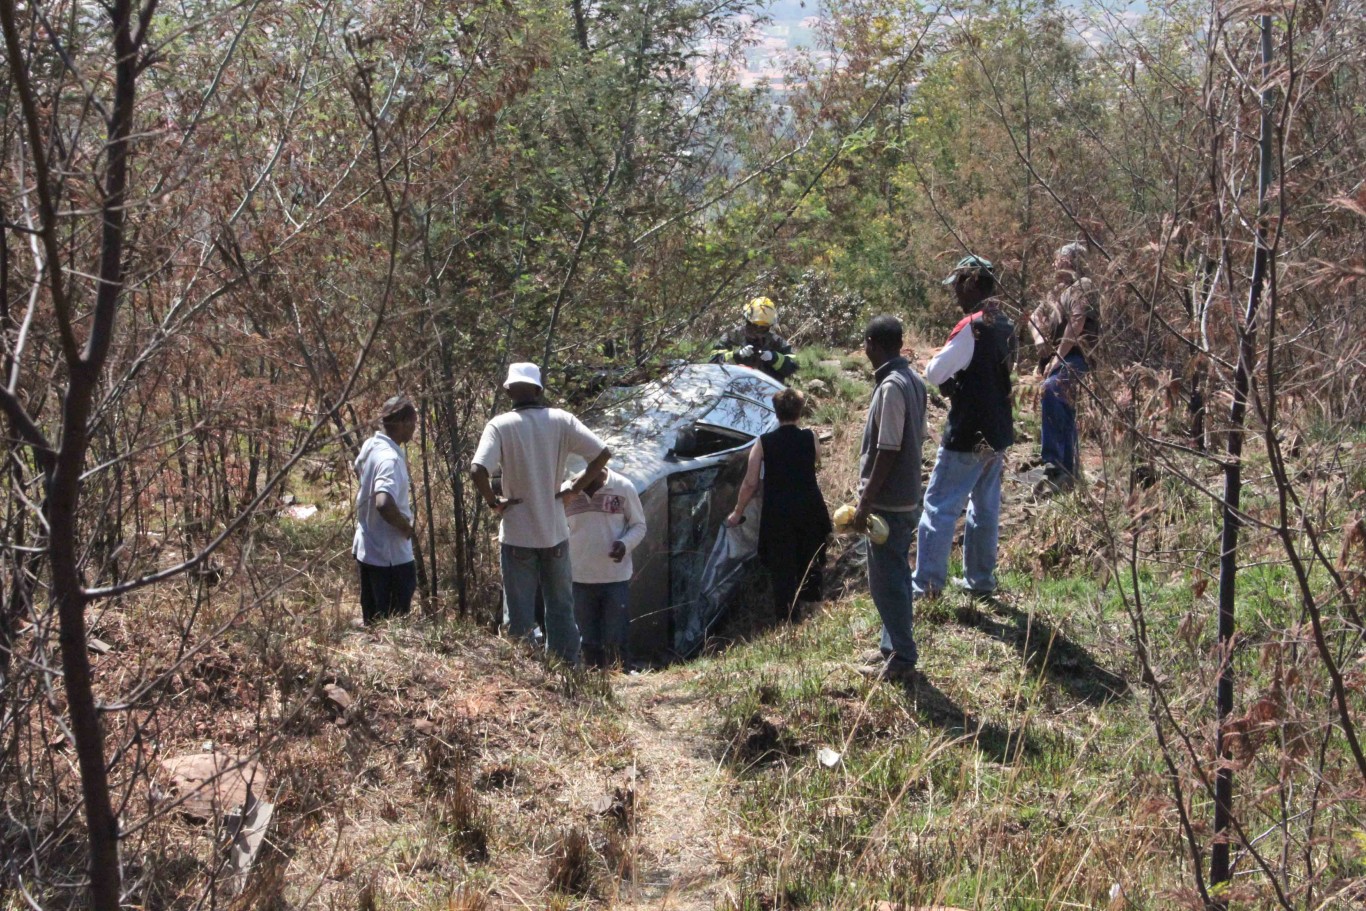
[562,466,646,669]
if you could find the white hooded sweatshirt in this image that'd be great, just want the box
[562,469,646,584]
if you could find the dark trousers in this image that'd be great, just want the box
[573,581,631,669]
[358,560,417,624]
[767,544,825,621]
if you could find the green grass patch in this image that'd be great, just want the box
[695,567,1188,909]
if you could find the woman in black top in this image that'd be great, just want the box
[726,388,833,620]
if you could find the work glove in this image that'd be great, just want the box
[759,350,774,363]
[737,344,756,360]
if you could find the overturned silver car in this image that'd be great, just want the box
[569,364,784,661]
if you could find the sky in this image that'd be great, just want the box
[728,0,1150,89]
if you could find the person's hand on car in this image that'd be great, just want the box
[738,344,756,360]
[724,510,745,527]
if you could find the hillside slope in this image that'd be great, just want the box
[88,344,1363,911]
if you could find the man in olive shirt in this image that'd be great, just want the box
[1028,242,1101,491]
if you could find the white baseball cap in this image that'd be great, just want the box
[504,362,543,389]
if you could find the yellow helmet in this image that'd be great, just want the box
[743,296,777,328]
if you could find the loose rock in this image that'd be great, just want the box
[159,752,268,823]
[323,683,352,712]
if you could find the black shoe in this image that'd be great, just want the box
[1033,465,1075,498]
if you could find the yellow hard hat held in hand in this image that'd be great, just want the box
[743,296,777,328]
[833,503,889,545]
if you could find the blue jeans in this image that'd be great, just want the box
[1041,352,1088,475]
[501,541,580,664]
[867,509,920,670]
[573,581,631,668]
[913,447,1005,596]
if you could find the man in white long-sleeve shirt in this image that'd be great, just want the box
[562,466,646,669]
[354,395,419,624]
[914,255,1017,601]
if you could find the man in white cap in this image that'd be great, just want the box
[470,363,611,664]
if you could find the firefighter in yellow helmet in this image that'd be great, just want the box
[711,296,798,382]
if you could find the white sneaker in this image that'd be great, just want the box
[951,577,995,600]
[857,661,921,685]
[859,647,888,666]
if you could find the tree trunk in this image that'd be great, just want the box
[570,0,589,51]
[1210,15,1274,907]
[48,389,122,909]
[419,387,439,615]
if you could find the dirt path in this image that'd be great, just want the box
[613,668,735,911]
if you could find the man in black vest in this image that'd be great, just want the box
[853,315,927,682]
[914,256,1016,600]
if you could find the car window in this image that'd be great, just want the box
[697,392,772,439]
[672,424,751,459]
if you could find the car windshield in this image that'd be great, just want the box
[590,369,723,433]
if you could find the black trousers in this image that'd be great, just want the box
[767,543,825,620]
[358,560,417,624]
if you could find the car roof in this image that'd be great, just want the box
[573,363,783,490]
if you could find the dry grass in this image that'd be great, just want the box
[547,827,594,894]
[7,561,642,910]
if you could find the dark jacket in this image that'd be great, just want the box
[711,325,798,382]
